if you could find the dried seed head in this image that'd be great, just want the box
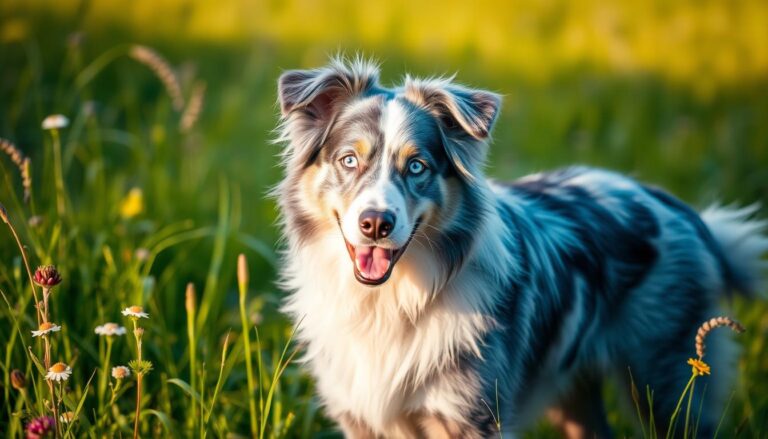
[11,369,26,390]
[695,316,745,359]
[129,45,185,111]
[21,157,31,203]
[185,282,196,314]
[0,137,32,204]
[34,265,62,287]
[180,80,206,133]
[0,201,8,223]
[237,253,248,294]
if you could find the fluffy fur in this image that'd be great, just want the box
[274,57,768,438]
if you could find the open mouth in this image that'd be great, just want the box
[337,215,420,286]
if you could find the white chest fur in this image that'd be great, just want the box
[281,214,513,432]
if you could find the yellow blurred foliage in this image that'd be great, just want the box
[6,0,768,93]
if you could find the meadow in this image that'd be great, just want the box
[1,0,767,437]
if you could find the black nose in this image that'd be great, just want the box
[359,209,396,240]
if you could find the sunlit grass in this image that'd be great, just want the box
[1,2,767,437]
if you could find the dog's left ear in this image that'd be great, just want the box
[404,77,501,179]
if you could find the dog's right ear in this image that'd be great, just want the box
[277,58,380,166]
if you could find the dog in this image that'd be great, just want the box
[274,57,767,438]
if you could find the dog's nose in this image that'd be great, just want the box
[359,209,396,240]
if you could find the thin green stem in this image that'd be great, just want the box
[187,289,197,432]
[132,319,142,439]
[50,129,67,217]
[0,208,43,324]
[238,282,258,438]
[99,337,113,413]
[683,378,696,438]
[666,373,696,439]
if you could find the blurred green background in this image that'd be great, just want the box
[1,0,767,437]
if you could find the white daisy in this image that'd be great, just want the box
[31,322,61,337]
[121,305,149,319]
[46,362,72,382]
[112,365,131,379]
[94,322,127,336]
[41,114,70,130]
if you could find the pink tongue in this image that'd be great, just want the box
[355,246,393,280]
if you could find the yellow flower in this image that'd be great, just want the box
[687,358,711,376]
[119,188,144,219]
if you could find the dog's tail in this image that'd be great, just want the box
[701,204,768,297]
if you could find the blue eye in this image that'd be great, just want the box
[408,159,426,175]
[340,154,358,169]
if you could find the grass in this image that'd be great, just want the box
[1,1,767,437]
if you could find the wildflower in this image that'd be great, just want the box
[25,416,56,439]
[11,369,26,390]
[31,322,61,337]
[134,247,150,262]
[45,362,72,382]
[41,115,69,130]
[28,215,43,228]
[33,265,62,287]
[59,411,75,423]
[687,358,711,376]
[112,365,131,379]
[122,305,149,319]
[95,322,127,336]
[119,188,144,219]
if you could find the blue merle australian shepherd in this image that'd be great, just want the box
[275,57,767,438]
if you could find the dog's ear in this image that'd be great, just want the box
[404,77,501,179]
[277,58,380,166]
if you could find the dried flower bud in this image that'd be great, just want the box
[0,201,8,223]
[185,283,196,314]
[134,327,145,338]
[11,369,26,390]
[28,215,43,228]
[237,254,248,294]
[34,265,62,287]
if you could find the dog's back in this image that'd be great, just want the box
[484,166,766,436]
[275,58,767,438]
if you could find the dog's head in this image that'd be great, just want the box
[276,58,500,286]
